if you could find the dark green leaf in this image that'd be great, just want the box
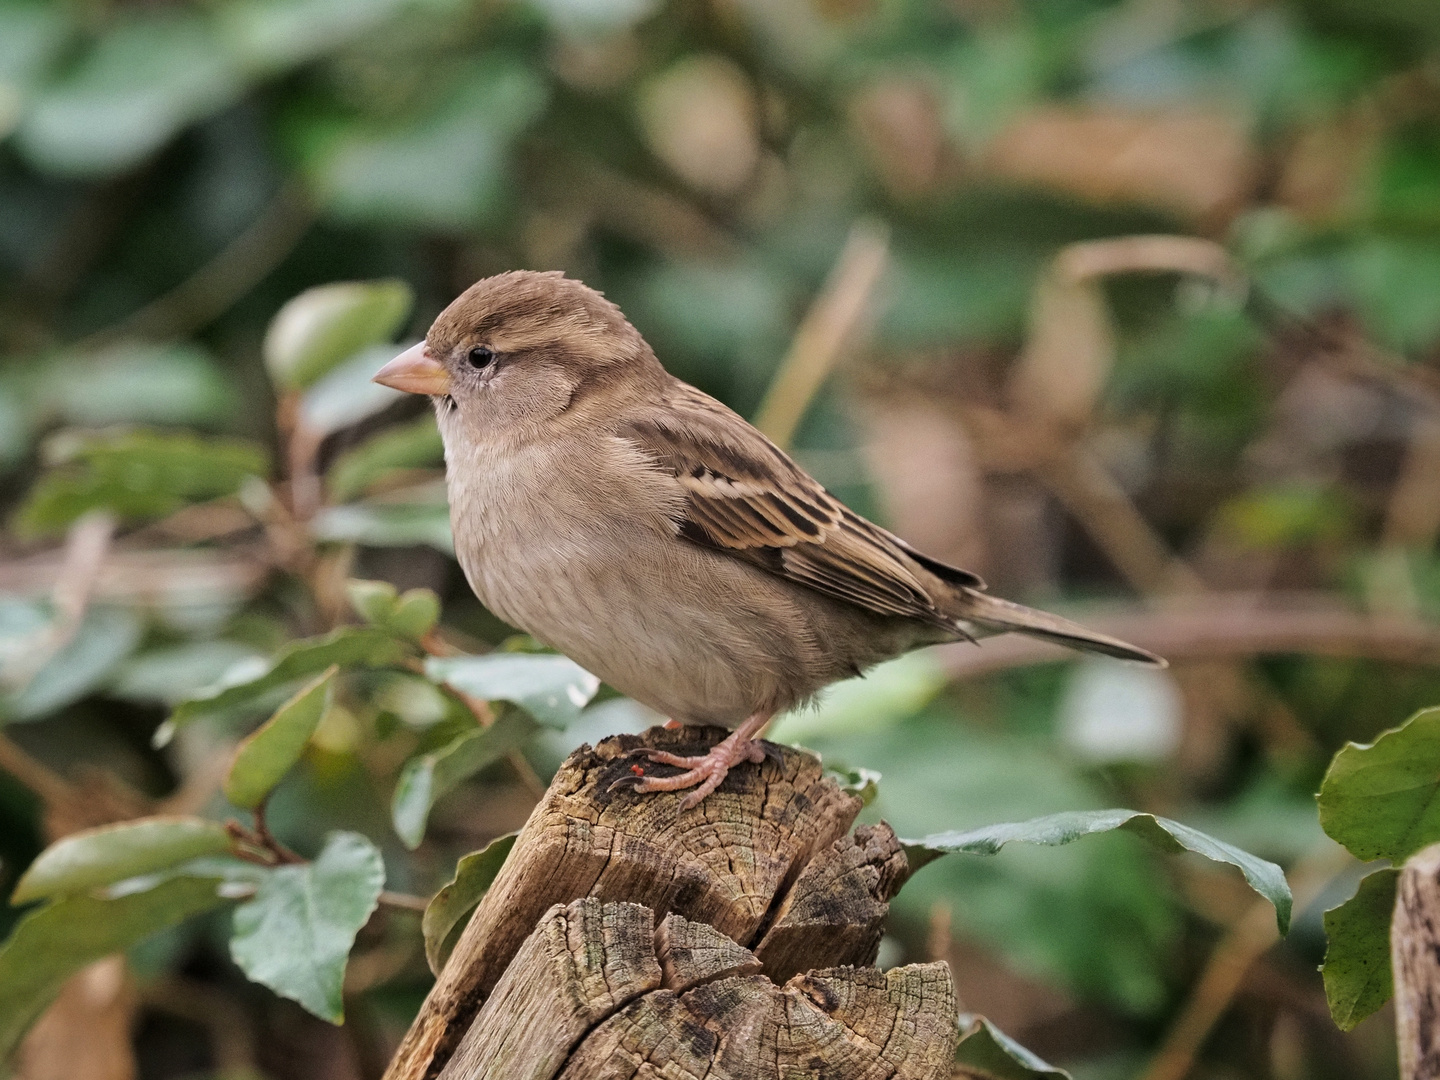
[229,831,384,1023]
[0,875,228,1057]
[424,653,600,728]
[4,605,144,721]
[421,832,517,974]
[217,0,411,74]
[1321,867,1399,1031]
[392,709,537,849]
[1318,706,1440,863]
[907,809,1292,933]
[263,279,412,390]
[158,627,411,743]
[326,415,442,502]
[224,667,336,809]
[955,1014,1071,1079]
[15,429,267,537]
[311,499,453,553]
[11,817,232,904]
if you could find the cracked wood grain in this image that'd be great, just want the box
[384,726,861,1080]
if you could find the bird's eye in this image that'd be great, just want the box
[467,346,495,370]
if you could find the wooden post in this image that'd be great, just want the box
[1395,843,1440,1079]
[384,725,959,1080]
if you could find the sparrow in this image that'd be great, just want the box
[374,271,1162,807]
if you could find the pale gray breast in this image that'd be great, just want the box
[438,429,883,725]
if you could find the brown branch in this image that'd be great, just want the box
[754,220,890,450]
[378,890,430,913]
[0,732,78,812]
[937,593,1440,679]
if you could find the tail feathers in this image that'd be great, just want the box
[957,593,1165,666]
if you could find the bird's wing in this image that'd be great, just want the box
[621,382,983,627]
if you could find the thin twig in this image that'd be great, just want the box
[378,890,431,913]
[754,220,890,449]
[77,184,315,350]
[0,731,78,811]
[1138,844,1352,1080]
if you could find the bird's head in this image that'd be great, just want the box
[373,270,657,441]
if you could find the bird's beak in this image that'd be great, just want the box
[373,342,451,396]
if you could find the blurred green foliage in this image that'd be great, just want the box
[3,0,1440,1076]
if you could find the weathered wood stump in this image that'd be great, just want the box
[385,726,959,1080]
[1394,843,1440,1080]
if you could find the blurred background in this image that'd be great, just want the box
[5,0,1440,1077]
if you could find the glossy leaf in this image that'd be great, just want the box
[15,429,268,537]
[0,875,228,1058]
[955,1014,1071,1079]
[158,627,410,742]
[1321,867,1399,1031]
[109,640,265,706]
[424,653,600,728]
[392,709,537,848]
[906,809,1292,933]
[421,832,517,974]
[326,414,443,502]
[299,346,407,436]
[11,817,233,903]
[311,499,453,554]
[4,606,144,722]
[224,667,336,809]
[263,279,412,390]
[1318,706,1440,863]
[229,831,384,1023]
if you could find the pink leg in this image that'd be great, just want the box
[629,711,774,809]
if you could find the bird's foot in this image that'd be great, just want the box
[612,720,772,809]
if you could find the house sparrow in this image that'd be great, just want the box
[374,271,1162,807]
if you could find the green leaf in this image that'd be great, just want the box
[11,817,233,904]
[217,0,411,74]
[1318,706,1440,863]
[824,765,881,808]
[955,1014,1071,1079]
[0,875,228,1058]
[224,667,336,810]
[421,832,517,974]
[390,589,440,640]
[15,429,268,538]
[158,627,411,743]
[306,63,546,229]
[1321,867,1399,1031]
[14,13,240,176]
[263,279,412,390]
[4,606,144,721]
[312,499,453,553]
[47,344,231,428]
[424,653,600,728]
[906,809,1293,934]
[229,832,384,1023]
[392,709,537,849]
[326,415,443,502]
[345,580,439,640]
[299,346,408,436]
[109,640,265,706]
